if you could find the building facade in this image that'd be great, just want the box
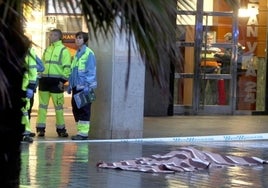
[145,0,268,115]
[24,0,268,117]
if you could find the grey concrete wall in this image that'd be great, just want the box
[89,32,145,139]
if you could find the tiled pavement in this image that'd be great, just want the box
[20,114,268,188]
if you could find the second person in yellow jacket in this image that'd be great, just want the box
[36,29,71,137]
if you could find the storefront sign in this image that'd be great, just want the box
[245,2,259,53]
[237,0,258,110]
[62,33,77,56]
[62,33,76,43]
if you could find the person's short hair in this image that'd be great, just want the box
[75,31,89,44]
[224,32,232,40]
[51,29,63,40]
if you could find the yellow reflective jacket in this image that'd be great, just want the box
[22,48,38,91]
[41,40,71,81]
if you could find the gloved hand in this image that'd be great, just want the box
[26,89,34,99]
[83,86,90,95]
[67,87,72,94]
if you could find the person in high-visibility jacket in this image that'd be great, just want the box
[36,29,71,137]
[28,55,45,123]
[22,47,38,143]
[67,31,97,140]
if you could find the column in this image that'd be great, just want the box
[89,31,145,139]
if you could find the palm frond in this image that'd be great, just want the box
[0,0,30,106]
[80,0,179,88]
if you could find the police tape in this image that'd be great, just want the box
[35,133,268,143]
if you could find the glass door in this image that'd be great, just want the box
[174,0,239,115]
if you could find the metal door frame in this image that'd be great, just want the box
[174,0,240,115]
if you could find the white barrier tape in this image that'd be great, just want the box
[32,133,268,143]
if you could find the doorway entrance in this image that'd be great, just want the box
[174,0,252,115]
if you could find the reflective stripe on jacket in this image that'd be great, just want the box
[41,40,71,81]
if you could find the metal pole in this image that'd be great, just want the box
[193,0,204,114]
[231,8,239,114]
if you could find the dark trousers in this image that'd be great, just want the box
[71,88,91,122]
[28,96,34,120]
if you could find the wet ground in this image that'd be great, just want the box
[20,114,268,188]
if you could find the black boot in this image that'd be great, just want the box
[36,128,45,137]
[56,128,69,137]
[29,132,36,137]
[71,135,88,140]
[22,135,33,143]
